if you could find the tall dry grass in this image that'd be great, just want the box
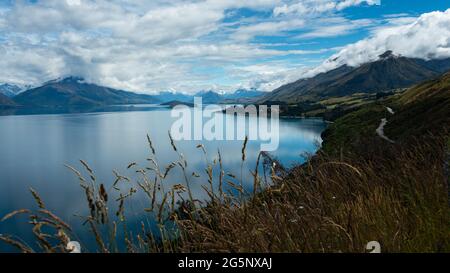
[179,135,449,253]
[1,133,449,253]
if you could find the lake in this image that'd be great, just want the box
[0,106,326,252]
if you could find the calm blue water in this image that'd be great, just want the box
[0,107,326,252]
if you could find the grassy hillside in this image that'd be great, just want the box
[323,71,450,154]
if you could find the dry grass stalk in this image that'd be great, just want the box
[1,209,31,222]
[0,235,33,253]
[29,188,45,209]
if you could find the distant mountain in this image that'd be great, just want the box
[0,84,22,98]
[13,77,159,107]
[154,90,222,104]
[195,90,223,104]
[154,91,193,103]
[161,100,195,108]
[222,89,265,102]
[261,51,450,103]
[154,89,265,105]
[413,57,450,73]
[192,89,265,104]
[0,93,16,107]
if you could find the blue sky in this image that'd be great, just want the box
[0,0,450,93]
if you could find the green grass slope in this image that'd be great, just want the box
[323,71,450,153]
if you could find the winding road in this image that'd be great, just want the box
[376,107,396,144]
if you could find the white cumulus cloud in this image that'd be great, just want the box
[305,8,450,78]
[0,0,397,93]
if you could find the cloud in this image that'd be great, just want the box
[273,0,379,17]
[229,63,309,91]
[232,19,305,41]
[0,0,380,93]
[296,18,374,39]
[0,0,280,91]
[308,8,450,77]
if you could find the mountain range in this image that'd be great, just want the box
[13,77,160,107]
[194,90,223,104]
[154,89,266,104]
[5,77,266,108]
[153,92,194,103]
[0,83,23,98]
[221,89,266,103]
[261,51,450,103]
[5,51,449,109]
